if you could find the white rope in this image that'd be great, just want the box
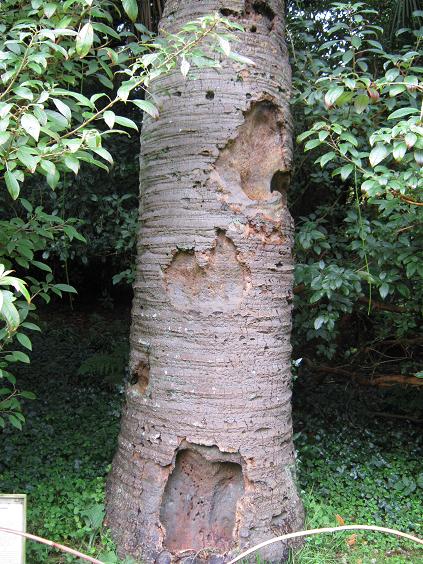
[0,527,104,564]
[228,525,423,563]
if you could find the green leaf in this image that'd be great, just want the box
[63,224,86,242]
[32,260,52,272]
[122,0,138,22]
[44,3,57,18]
[16,333,32,351]
[1,294,20,331]
[389,84,406,97]
[40,159,57,176]
[20,322,41,332]
[117,79,138,102]
[393,142,407,161]
[0,102,13,119]
[20,390,36,399]
[17,147,39,172]
[314,316,324,330]
[388,107,420,120]
[76,22,94,58]
[103,111,115,128]
[47,170,60,190]
[4,171,20,199]
[414,150,423,166]
[0,131,11,145]
[92,23,121,40]
[405,132,417,149]
[20,198,33,213]
[92,147,113,164]
[13,86,33,101]
[354,94,369,114]
[305,139,321,151]
[340,164,354,181]
[320,151,336,168]
[52,98,71,121]
[218,36,231,56]
[10,350,31,364]
[8,414,22,430]
[114,116,138,131]
[369,144,389,167]
[64,155,80,175]
[131,99,159,119]
[385,68,399,81]
[324,86,344,108]
[54,283,77,293]
[21,113,40,141]
[180,56,190,78]
[379,283,389,299]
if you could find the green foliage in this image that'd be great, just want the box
[290,379,422,563]
[288,2,423,368]
[77,340,129,388]
[0,312,129,561]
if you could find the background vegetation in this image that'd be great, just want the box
[0,0,422,562]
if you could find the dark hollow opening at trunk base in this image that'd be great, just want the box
[160,449,244,554]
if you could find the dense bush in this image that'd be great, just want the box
[287,3,422,384]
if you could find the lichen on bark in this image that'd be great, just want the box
[106,1,304,561]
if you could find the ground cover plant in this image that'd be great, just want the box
[0,311,421,563]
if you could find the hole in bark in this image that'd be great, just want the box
[160,449,244,552]
[245,1,275,21]
[133,360,149,394]
[250,25,257,32]
[271,512,288,531]
[215,102,290,201]
[173,91,182,97]
[164,233,246,314]
[270,170,291,194]
[220,8,239,17]
[206,90,215,100]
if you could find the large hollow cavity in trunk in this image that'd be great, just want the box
[164,233,246,314]
[215,101,289,201]
[160,449,244,553]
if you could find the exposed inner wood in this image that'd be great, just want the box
[160,448,244,553]
[215,102,290,202]
[164,233,247,314]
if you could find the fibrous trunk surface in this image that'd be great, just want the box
[106,0,304,561]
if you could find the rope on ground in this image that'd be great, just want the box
[228,525,423,563]
[0,527,104,564]
[2,523,422,563]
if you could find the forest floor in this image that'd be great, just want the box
[0,309,422,563]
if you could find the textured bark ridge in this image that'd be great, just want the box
[106,0,304,561]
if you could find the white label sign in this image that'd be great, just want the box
[0,495,26,564]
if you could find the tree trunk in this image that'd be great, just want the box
[106,1,304,561]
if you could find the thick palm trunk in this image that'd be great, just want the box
[106,0,304,561]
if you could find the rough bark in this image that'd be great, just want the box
[106,0,304,561]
